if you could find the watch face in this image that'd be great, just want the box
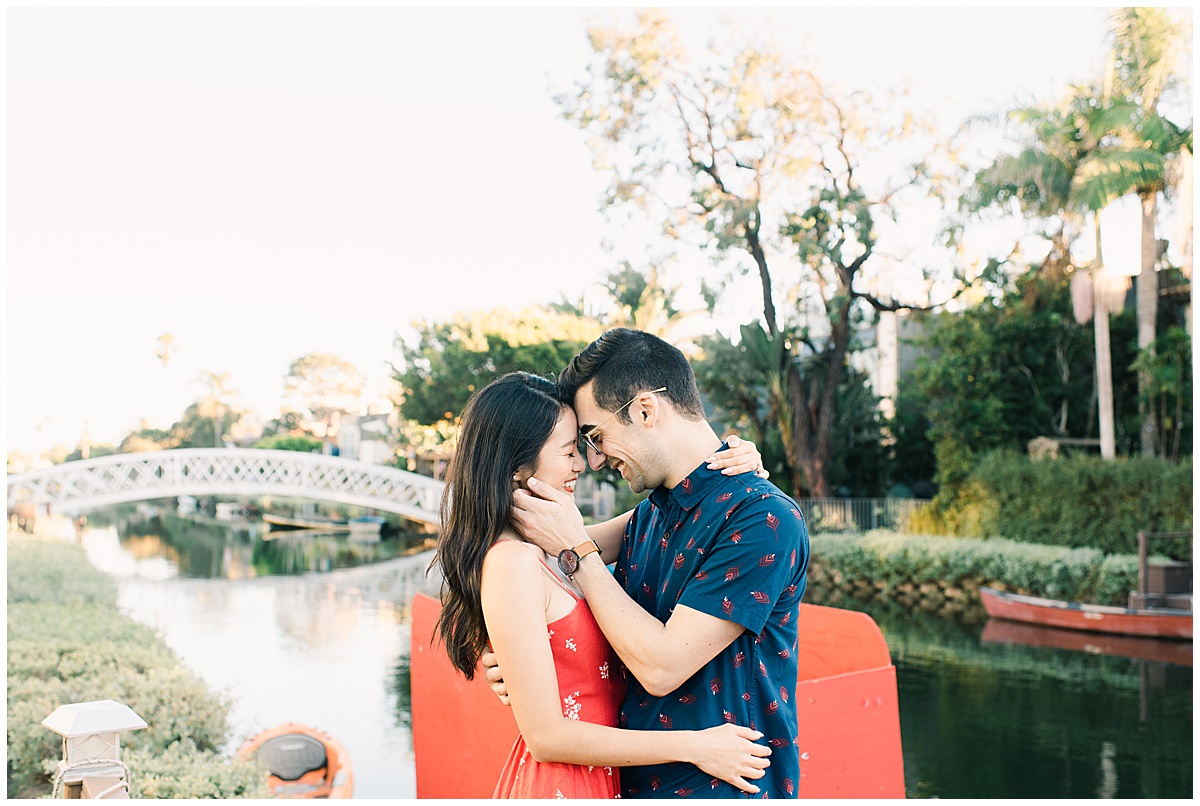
[557,548,579,576]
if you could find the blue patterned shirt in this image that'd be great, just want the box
[614,450,809,798]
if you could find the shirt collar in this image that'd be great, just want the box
[647,442,734,512]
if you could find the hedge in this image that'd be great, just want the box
[909,452,1192,556]
[6,536,270,799]
[807,530,1145,607]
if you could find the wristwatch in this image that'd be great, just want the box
[557,539,601,577]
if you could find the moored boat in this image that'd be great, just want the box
[348,515,386,542]
[980,587,1192,640]
[980,618,1193,665]
[263,513,349,532]
[237,722,354,798]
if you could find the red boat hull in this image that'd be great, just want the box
[980,587,1192,640]
[981,619,1193,665]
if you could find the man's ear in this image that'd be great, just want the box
[633,391,661,428]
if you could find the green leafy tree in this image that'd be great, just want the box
[258,410,307,439]
[1131,325,1193,461]
[282,353,366,438]
[393,306,603,428]
[195,370,238,448]
[598,262,703,339]
[913,270,1135,497]
[695,325,888,496]
[694,327,787,480]
[168,401,231,449]
[558,11,967,496]
[119,421,177,453]
[890,375,937,497]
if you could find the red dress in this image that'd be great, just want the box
[493,558,626,799]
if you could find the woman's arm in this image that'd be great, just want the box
[480,542,770,793]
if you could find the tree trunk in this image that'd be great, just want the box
[1137,191,1159,456]
[783,361,830,499]
[781,297,852,500]
[1094,307,1117,460]
[1094,217,1117,460]
[745,222,778,337]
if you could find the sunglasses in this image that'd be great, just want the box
[578,387,666,469]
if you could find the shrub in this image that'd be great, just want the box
[124,741,269,799]
[6,537,268,799]
[6,537,118,606]
[252,433,323,452]
[808,530,1144,605]
[912,451,1192,555]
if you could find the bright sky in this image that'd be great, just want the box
[7,6,1140,457]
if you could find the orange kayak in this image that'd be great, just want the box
[237,722,354,798]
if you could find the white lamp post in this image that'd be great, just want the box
[42,699,147,798]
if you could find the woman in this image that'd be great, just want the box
[434,372,772,798]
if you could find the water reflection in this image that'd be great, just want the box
[103,510,435,579]
[79,509,1191,799]
[825,595,1192,799]
[81,520,435,800]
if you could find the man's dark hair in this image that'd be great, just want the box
[559,328,705,423]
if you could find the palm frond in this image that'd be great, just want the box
[1071,147,1165,210]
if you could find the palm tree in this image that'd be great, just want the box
[1097,7,1192,455]
[971,87,1138,459]
[597,261,703,341]
[155,332,176,369]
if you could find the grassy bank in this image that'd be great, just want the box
[6,533,270,799]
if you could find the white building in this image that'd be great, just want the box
[338,412,394,464]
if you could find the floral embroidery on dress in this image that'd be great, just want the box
[565,637,577,652]
[563,691,582,720]
[555,789,564,799]
[599,661,609,679]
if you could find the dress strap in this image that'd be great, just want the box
[534,554,582,601]
[495,538,581,600]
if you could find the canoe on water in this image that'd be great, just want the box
[263,513,349,532]
[980,587,1192,640]
[237,722,354,798]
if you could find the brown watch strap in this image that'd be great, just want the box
[574,539,600,560]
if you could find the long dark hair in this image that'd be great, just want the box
[432,371,569,678]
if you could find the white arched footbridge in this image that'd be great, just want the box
[7,448,445,526]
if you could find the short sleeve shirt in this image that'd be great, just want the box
[614,450,809,798]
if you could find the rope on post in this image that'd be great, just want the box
[51,758,132,799]
[90,779,130,799]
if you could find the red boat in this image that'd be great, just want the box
[980,618,1193,665]
[980,587,1192,640]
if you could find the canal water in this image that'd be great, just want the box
[80,509,1192,799]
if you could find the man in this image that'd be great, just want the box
[496,328,809,798]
